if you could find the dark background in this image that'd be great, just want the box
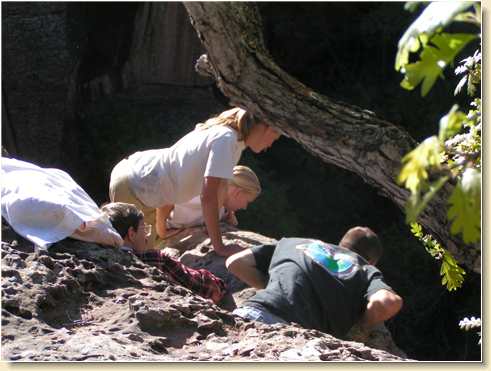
[2,2,481,360]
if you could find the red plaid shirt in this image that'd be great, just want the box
[132,249,227,304]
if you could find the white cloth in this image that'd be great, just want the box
[166,196,225,229]
[127,125,245,207]
[1,158,123,248]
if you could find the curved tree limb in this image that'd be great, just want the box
[184,2,480,273]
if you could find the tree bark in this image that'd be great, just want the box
[123,2,211,87]
[183,2,480,273]
[2,2,78,167]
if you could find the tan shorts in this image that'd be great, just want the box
[109,159,158,248]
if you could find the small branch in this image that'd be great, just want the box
[194,54,216,78]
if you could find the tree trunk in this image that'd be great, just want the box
[123,2,211,87]
[2,2,78,167]
[183,2,480,273]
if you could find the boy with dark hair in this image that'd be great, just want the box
[101,202,226,304]
[101,203,144,242]
[338,226,383,265]
[101,202,147,252]
[226,226,402,338]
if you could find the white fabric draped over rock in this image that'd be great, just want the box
[1,157,122,248]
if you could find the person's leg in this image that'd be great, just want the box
[109,159,158,248]
[233,306,287,325]
[135,249,227,304]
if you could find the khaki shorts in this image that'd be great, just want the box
[109,159,158,248]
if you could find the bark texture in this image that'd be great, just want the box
[123,3,211,87]
[2,2,78,166]
[183,2,480,273]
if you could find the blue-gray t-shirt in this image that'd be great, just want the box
[244,237,393,338]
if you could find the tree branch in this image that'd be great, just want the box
[184,2,480,273]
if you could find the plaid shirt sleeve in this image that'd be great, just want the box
[135,250,227,303]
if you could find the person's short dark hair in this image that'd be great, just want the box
[100,202,143,239]
[339,226,383,264]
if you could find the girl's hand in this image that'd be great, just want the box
[156,205,174,239]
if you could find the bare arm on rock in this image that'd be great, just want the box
[226,249,268,289]
[202,176,243,257]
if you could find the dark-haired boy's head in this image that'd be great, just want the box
[101,202,147,252]
[339,226,383,265]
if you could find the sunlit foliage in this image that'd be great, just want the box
[395,1,481,343]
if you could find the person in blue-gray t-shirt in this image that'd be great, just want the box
[226,226,403,339]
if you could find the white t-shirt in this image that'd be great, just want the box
[166,196,226,229]
[127,125,245,207]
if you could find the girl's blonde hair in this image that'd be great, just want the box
[195,107,261,141]
[229,165,261,197]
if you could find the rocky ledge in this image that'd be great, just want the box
[1,223,411,361]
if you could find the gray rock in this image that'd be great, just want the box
[1,223,411,361]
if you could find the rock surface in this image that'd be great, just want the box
[1,222,411,361]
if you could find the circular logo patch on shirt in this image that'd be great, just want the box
[297,242,359,278]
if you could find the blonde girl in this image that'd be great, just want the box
[109,108,280,256]
[166,165,261,229]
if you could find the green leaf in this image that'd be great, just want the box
[405,176,448,223]
[404,2,424,13]
[396,2,475,70]
[447,168,481,243]
[410,222,423,238]
[400,33,477,96]
[473,3,481,24]
[453,11,474,22]
[439,105,466,142]
[400,43,441,95]
[411,223,466,291]
[462,167,481,205]
[440,251,466,291]
[398,136,442,194]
